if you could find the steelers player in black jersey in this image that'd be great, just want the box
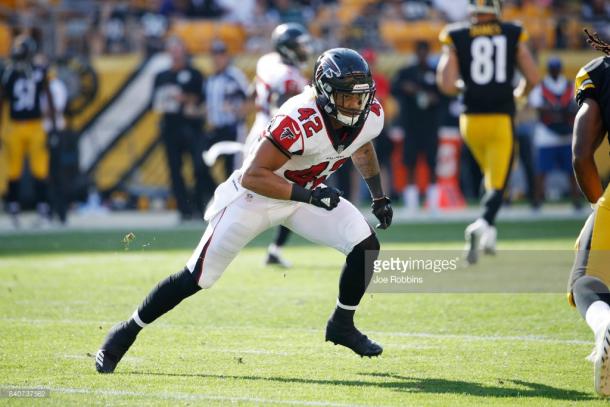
[1,34,56,228]
[566,30,610,397]
[436,0,539,264]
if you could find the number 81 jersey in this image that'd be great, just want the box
[253,86,384,190]
[439,20,528,115]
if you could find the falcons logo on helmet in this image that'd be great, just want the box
[317,56,342,80]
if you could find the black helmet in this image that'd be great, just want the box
[313,48,375,127]
[11,35,37,62]
[468,0,502,17]
[272,23,312,66]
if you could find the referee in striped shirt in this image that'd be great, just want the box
[204,41,249,180]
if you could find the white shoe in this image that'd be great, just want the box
[9,213,20,229]
[426,184,439,213]
[8,202,20,229]
[31,215,52,230]
[480,225,497,255]
[589,318,610,396]
[265,245,292,268]
[464,219,489,265]
[402,186,419,213]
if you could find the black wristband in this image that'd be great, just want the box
[364,173,384,199]
[290,184,312,203]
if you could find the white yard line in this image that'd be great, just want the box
[1,317,590,346]
[204,348,291,356]
[0,385,372,407]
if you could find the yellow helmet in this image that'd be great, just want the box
[468,0,502,17]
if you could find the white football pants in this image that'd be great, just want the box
[186,191,372,288]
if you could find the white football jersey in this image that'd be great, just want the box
[245,86,384,190]
[253,52,308,117]
[245,52,309,156]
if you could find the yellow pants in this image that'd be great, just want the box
[459,114,514,191]
[4,119,48,180]
[568,187,610,306]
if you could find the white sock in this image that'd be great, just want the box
[426,184,439,211]
[131,310,148,328]
[403,185,419,210]
[8,201,19,214]
[336,299,358,311]
[37,202,50,217]
[586,301,610,336]
[268,243,280,255]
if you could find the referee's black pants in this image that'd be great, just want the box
[161,120,214,219]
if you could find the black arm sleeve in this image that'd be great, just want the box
[364,174,384,199]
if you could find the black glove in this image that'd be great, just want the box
[310,186,343,211]
[372,196,393,229]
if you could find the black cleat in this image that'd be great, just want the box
[325,319,383,358]
[95,321,139,374]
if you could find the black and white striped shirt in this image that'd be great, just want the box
[205,65,249,128]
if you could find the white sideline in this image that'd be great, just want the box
[0,385,371,407]
[1,317,590,345]
[0,203,590,233]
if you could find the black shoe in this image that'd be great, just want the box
[325,319,383,358]
[95,321,139,373]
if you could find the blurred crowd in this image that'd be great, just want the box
[2,0,608,57]
[1,0,608,227]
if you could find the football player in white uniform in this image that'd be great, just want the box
[251,23,311,268]
[96,48,393,373]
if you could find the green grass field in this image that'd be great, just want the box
[0,219,605,406]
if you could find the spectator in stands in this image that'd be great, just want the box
[137,0,170,57]
[244,0,281,52]
[185,0,226,18]
[582,0,610,42]
[218,0,256,24]
[159,0,180,16]
[204,40,249,180]
[433,0,469,22]
[269,0,313,26]
[100,0,132,54]
[152,37,212,221]
[402,0,433,21]
[381,0,407,22]
[529,57,580,209]
[58,0,98,56]
[344,3,387,50]
[391,40,442,212]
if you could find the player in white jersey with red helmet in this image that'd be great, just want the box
[95,48,393,373]
[249,23,311,268]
